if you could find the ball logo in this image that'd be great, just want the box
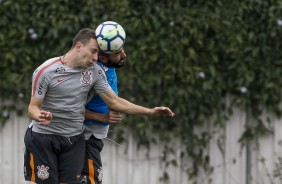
[37,165,49,180]
[104,27,120,39]
[80,70,93,85]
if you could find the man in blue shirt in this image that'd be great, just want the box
[80,21,175,184]
[82,47,126,184]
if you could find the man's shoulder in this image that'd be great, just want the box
[96,61,116,72]
[34,57,62,75]
[89,62,106,75]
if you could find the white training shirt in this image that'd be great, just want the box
[31,56,110,137]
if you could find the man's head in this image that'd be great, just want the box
[70,28,99,68]
[95,21,127,68]
[72,28,97,48]
[99,48,127,68]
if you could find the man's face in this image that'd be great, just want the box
[77,38,99,69]
[102,48,127,68]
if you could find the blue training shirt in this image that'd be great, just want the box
[84,61,118,126]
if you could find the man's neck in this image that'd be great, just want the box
[62,52,79,68]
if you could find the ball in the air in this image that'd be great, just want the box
[95,21,126,53]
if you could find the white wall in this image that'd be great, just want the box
[1,109,282,184]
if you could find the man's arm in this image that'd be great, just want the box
[28,96,52,125]
[85,109,122,124]
[98,88,175,117]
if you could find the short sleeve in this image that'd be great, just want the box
[31,68,50,99]
[93,67,110,94]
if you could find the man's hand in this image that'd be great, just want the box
[151,107,175,117]
[106,110,123,124]
[38,111,52,125]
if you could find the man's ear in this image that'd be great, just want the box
[75,42,82,52]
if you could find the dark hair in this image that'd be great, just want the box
[72,28,96,48]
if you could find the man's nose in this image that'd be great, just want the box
[120,48,126,57]
[92,53,98,61]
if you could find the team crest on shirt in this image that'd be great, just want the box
[37,165,49,180]
[98,167,103,182]
[80,70,93,85]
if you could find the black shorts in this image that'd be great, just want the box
[82,135,104,184]
[24,127,85,184]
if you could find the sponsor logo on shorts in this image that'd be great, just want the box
[80,70,93,85]
[80,175,87,183]
[37,165,49,180]
[24,166,27,177]
[98,167,103,182]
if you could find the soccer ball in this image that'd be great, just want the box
[95,21,126,54]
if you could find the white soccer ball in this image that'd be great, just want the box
[95,21,126,54]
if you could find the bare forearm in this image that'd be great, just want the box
[28,105,41,121]
[28,97,52,125]
[99,89,175,117]
[110,97,153,115]
[85,110,108,123]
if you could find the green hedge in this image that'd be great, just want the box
[1,0,282,181]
